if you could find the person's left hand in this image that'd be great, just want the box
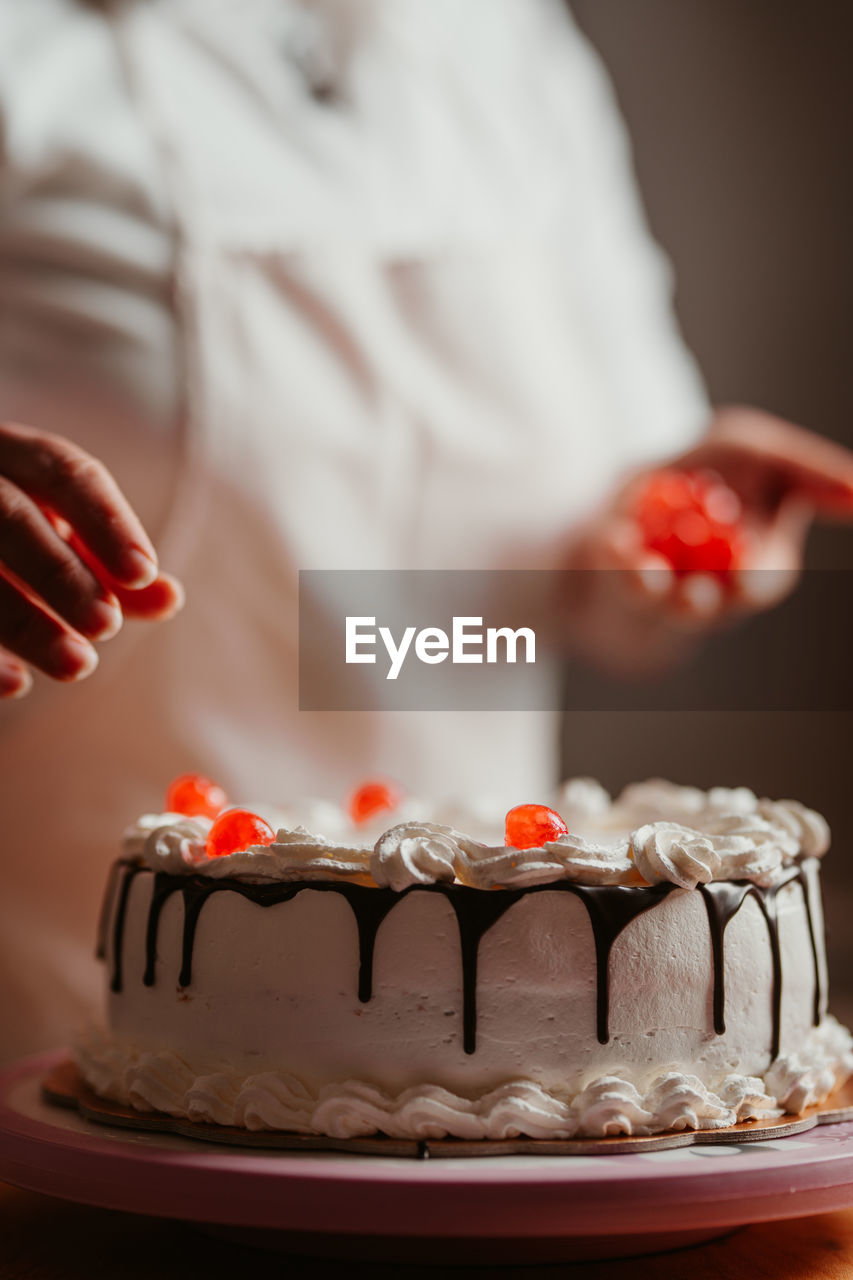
[559,406,853,675]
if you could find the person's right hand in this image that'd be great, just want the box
[0,421,184,699]
[558,406,853,676]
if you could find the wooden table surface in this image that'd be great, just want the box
[3,1182,853,1279]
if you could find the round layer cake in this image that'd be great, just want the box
[76,778,853,1140]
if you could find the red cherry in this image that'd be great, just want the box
[349,780,400,825]
[681,528,742,574]
[505,804,568,850]
[636,469,744,580]
[166,773,228,819]
[205,809,275,859]
[635,471,696,532]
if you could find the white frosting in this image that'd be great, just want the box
[757,799,830,859]
[371,823,461,891]
[611,780,759,825]
[125,814,373,884]
[208,827,372,884]
[125,780,830,892]
[122,813,212,862]
[630,816,784,890]
[765,1015,853,1112]
[558,776,613,821]
[138,819,210,874]
[77,1019,852,1140]
[568,1073,757,1137]
[457,833,642,890]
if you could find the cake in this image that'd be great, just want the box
[75,777,853,1142]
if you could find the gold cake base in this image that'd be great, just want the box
[42,1059,853,1159]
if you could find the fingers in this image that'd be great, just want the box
[0,477,123,642]
[0,569,98,683]
[613,496,807,623]
[56,522,184,621]
[0,564,184,699]
[110,572,185,620]
[0,649,33,699]
[671,572,726,620]
[597,518,729,630]
[684,407,853,515]
[730,496,810,611]
[0,423,159,587]
[0,422,186,698]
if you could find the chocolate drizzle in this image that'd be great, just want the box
[105,859,825,1061]
[137,875,404,996]
[108,863,145,993]
[698,865,822,1059]
[444,889,521,1053]
[439,881,675,1050]
[575,883,676,1043]
[95,858,122,961]
[799,862,825,1025]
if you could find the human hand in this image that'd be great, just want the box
[560,406,853,675]
[0,421,184,698]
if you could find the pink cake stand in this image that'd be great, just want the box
[5,1050,853,1264]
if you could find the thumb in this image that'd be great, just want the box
[684,408,853,517]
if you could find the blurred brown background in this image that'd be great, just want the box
[564,2,853,1019]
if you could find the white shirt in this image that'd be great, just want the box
[0,0,707,1059]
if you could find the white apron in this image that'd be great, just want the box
[0,0,707,1059]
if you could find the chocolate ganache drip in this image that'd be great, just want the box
[95,858,123,961]
[698,864,823,1058]
[802,861,826,1025]
[105,863,145,993]
[103,857,824,1059]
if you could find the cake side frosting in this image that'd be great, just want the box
[74,1017,853,1140]
[79,853,849,1139]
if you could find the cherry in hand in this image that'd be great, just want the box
[635,469,745,579]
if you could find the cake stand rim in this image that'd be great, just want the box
[4,1049,853,1240]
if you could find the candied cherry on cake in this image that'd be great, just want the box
[165,773,228,820]
[505,804,568,850]
[349,778,401,825]
[634,468,745,580]
[205,809,275,859]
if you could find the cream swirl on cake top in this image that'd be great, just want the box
[124,778,829,891]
